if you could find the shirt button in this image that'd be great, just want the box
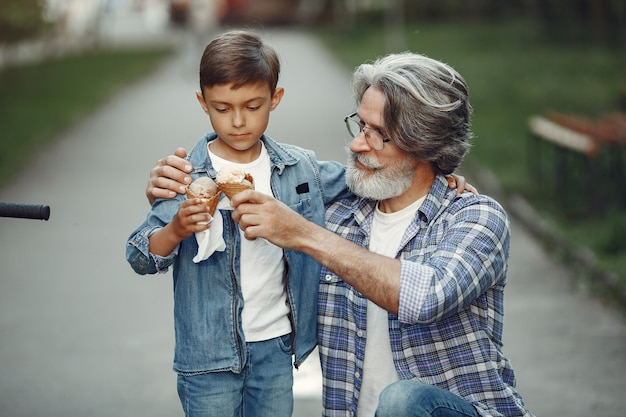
[325,274,332,281]
[357,330,363,337]
[355,371,360,379]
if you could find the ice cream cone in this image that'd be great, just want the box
[217,173,254,200]
[218,183,253,200]
[186,189,222,216]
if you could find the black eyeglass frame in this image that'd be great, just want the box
[343,112,392,150]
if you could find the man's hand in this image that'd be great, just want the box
[230,190,308,250]
[146,148,193,205]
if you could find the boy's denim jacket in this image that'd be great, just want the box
[126,133,349,375]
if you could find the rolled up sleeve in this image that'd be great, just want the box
[126,225,178,275]
[397,197,510,325]
[398,261,434,324]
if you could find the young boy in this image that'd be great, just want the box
[126,30,349,417]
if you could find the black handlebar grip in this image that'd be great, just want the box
[0,202,50,220]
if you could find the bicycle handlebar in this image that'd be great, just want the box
[0,202,51,220]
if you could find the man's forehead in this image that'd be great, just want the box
[358,87,386,128]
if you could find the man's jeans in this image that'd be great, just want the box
[376,380,481,417]
[177,334,293,417]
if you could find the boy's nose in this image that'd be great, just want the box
[232,111,245,127]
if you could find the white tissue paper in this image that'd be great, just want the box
[192,209,226,263]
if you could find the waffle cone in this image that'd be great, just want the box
[186,189,222,216]
[218,173,254,200]
[218,183,254,200]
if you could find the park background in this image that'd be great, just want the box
[2,0,625,308]
[0,1,625,416]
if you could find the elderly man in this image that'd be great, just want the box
[230,52,532,417]
[146,52,532,417]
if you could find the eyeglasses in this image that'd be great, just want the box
[344,113,392,151]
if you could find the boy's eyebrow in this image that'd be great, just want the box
[208,96,267,105]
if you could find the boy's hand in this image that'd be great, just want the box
[148,198,213,257]
[446,173,478,195]
[146,148,193,205]
[170,199,213,240]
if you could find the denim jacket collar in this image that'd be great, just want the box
[186,133,298,178]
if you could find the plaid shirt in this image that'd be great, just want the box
[317,175,533,417]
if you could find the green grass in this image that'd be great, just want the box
[0,46,174,188]
[313,19,626,302]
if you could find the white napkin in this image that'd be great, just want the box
[192,209,226,263]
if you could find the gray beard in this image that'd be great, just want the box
[345,152,416,200]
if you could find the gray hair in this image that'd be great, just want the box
[352,52,473,175]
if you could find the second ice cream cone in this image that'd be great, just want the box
[218,183,253,200]
[217,172,254,199]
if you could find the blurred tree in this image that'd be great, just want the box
[314,0,624,45]
[401,0,625,44]
[0,0,48,45]
[385,0,406,52]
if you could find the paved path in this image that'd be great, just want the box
[1,26,625,417]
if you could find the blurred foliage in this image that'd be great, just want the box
[316,0,625,45]
[312,17,626,302]
[525,0,625,45]
[0,0,48,44]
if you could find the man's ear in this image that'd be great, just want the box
[270,87,285,111]
[196,90,209,113]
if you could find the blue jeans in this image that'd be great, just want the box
[177,334,294,417]
[376,380,481,417]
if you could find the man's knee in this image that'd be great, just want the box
[377,380,430,416]
[376,380,479,417]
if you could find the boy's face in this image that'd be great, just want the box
[196,82,283,162]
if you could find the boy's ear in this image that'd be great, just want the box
[270,87,285,111]
[196,90,209,113]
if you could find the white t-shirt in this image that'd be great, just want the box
[209,142,291,342]
[357,196,425,417]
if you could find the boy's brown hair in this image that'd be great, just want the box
[199,30,280,95]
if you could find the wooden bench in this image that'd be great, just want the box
[528,113,626,216]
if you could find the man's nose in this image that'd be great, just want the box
[349,130,372,152]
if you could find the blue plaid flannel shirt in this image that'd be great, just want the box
[317,175,533,417]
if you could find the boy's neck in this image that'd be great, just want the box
[209,139,262,163]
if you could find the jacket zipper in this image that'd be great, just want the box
[269,165,299,369]
[229,213,245,373]
[283,254,299,369]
